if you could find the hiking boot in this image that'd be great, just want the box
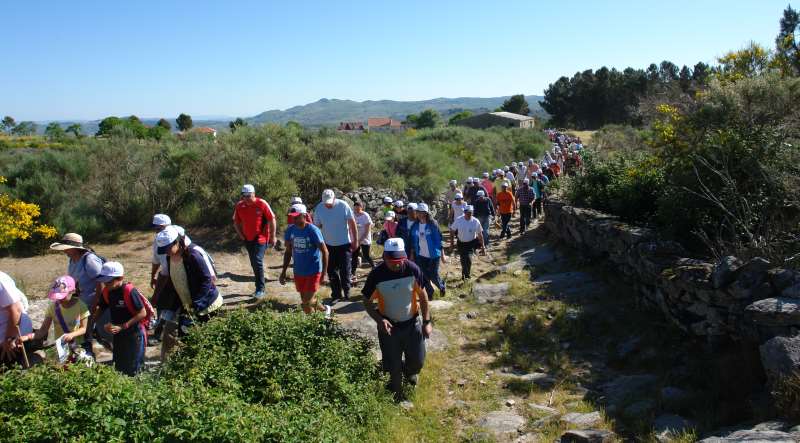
[406,374,419,386]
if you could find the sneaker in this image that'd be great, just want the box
[253,290,265,300]
[406,374,419,386]
[324,304,332,319]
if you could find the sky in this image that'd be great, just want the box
[0,0,792,121]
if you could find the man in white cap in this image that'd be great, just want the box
[362,237,432,401]
[480,172,494,202]
[449,192,466,227]
[472,189,495,248]
[314,189,358,302]
[150,214,172,290]
[280,204,331,318]
[450,205,485,280]
[233,184,276,300]
[50,232,109,357]
[516,178,535,233]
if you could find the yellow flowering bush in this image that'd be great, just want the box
[0,177,57,248]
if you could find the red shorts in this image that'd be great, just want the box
[294,273,321,293]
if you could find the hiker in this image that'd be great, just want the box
[531,173,546,219]
[280,204,332,318]
[95,262,147,376]
[394,200,413,257]
[50,232,110,358]
[22,275,90,364]
[493,170,505,200]
[449,193,466,226]
[472,189,495,248]
[361,238,432,401]
[0,271,34,369]
[287,197,313,225]
[380,196,394,219]
[151,224,191,348]
[314,189,358,303]
[450,206,485,280]
[516,178,535,233]
[377,211,398,245]
[351,201,375,280]
[465,178,488,205]
[232,184,276,300]
[480,172,494,202]
[409,203,446,300]
[444,180,459,206]
[496,181,516,239]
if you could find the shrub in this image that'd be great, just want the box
[0,311,393,442]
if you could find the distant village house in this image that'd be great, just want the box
[336,121,365,133]
[367,117,404,133]
[453,111,535,129]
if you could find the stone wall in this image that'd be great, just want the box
[543,199,800,379]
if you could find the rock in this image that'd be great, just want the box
[532,272,606,299]
[623,399,656,420]
[616,337,642,359]
[599,374,659,409]
[514,433,539,443]
[504,372,557,388]
[428,300,454,311]
[561,411,603,428]
[653,414,693,440]
[712,256,743,288]
[783,283,800,298]
[528,403,559,416]
[467,311,479,319]
[457,379,467,387]
[698,430,797,442]
[559,430,616,443]
[746,298,800,326]
[506,399,516,407]
[769,269,800,292]
[473,283,510,304]
[25,299,50,334]
[499,260,526,274]
[400,401,414,411]
[660,386,691,409]
[426,328,449,352]
[520,246,561,269]
[452,400,468,410]
[477,411,525,440]
[751,422,789,432]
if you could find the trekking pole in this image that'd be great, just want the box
[15,325,30,369]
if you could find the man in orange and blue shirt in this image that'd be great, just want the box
[362,237,432,400]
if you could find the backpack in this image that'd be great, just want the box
[102,283,156,332]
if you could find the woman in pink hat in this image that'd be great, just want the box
[21,275,90,362]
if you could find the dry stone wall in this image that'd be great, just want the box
[543,199,800,380]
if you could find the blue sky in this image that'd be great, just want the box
[1,0,791,121]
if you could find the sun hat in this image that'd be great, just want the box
[152,214,171,227]
[383,238,407,260]
[97,261,125,283]
[288,203,307,218]
[156,225,181,254]
[241,184,255,194]
[477,190,486,197]
[48,275,76,301]
[407,202,418,211]
[393,200,404,207]
[454,193,463,199]
[416,203,429,213]
[322,189,336,205]
[384,211,396,220]
[290,196,303,205]
[383,196,393,204]
[50,233,89,251]
[464,205,474,213]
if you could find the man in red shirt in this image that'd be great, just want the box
[233,184,276,299]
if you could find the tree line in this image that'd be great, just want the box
[541,5,800,130]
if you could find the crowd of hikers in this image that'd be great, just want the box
[0,130,583,400]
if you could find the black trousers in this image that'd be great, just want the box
[351,244,375,275]
[500,214,512,238]
[533,198,543,218]
[378,318,426,399]
[457,239,479,279]
[519,204,532,232]
[327,244,352,299]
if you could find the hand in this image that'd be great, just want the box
[350,241,358,253]
[63,333,75,343]
[422,322,433,338]
[105,324,122,335]
[440,254,447,264]
[267,240,275,249]
[1,339,17,360]
[150,277,157,289]
[378,319,393,336]
[279,271,287,286]
[480,248,486,255]
[320,272,327,284]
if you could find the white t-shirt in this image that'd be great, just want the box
[451,201,466,221]
[0,272,27,342]
[417,223,431,258]
[354,212,373,245]
[452,216,483,243]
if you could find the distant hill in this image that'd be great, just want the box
[32,95,546,134]
[249,95,546,127]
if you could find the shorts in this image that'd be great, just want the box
[294,273,322,293]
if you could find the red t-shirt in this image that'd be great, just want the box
[233,198,275,244]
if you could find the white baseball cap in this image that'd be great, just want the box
[322,189,336,205]
[449,179,457,185]
[383,238,407,260]
[97,261,125,283]
[155,225,187,254]
[385,211,396,220]
[393,200,404,207]
[523,178,530,184]
[152,214,171,227]
[288,203,308,216]
[290,196,303,204]
[454,193,463,199]
[502,181,510,188]
[417,203,429,213]
[464,205,474,213]
[383,196,393,203]
[482,172,489,178]
[241,184,255,194]
[407,202,418,211]
[477,190,486,197]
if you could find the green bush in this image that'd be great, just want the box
[0,125,548,248]
[0,311,393,442]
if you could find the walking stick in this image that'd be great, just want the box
[15,325,30,369]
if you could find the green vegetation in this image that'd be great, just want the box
[0,125,546,249]
[0,311,394,442]
[405,108,441,128]
[176,113,193,132]
[500,94,530,115]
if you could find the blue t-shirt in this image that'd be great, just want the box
[67,252,104,305]
[284,224,324,276]
[313,199,354,246]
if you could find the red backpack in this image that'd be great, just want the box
[102,283,156,331]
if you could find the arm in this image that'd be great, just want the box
[348,217,358,252]
[108,308,146,335]
[319,242,329,283]
[233,209,245,240]
[1,303,22,360]
[150,263,160,289]
[64,316,87,343]
[279,240,293,285]
[418,286,432,338]
[26,316,53,342]
[265,205,277,247]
